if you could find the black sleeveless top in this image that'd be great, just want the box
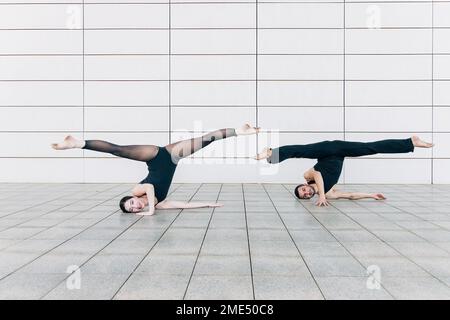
[139,146,177,202]
[313,156,344,194]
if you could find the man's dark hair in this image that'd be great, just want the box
[294,184,304,199]
[294,184,316,200]
[119,196,133,213]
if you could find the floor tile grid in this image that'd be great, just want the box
[39,183,185,299]
[261,184,326,300]
[39,211,146,298]
[0,184,121,244]
[0,184,110,223]
[277,184,397,298]
[283,185,395,299]
[111,183,203,299]
[291,186,450,294]
[376,197,450,234]
[0,185,133,282]
[241,183,255,299]
[180,184,247,299]
[41,184,188,299]
[349,196,450,290]
[0,184,123,253]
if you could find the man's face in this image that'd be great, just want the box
[297,184,315,199]
[125,197,145,213]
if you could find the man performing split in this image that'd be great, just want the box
[255,136,434,206]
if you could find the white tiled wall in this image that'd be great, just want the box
[1,1,449,184]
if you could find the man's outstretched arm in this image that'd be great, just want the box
[327,190,386,200]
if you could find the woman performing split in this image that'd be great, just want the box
[255,136,434,207]
[52,124,259,215]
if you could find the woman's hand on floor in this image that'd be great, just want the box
[209,203,224,208]
[136,207,155,216]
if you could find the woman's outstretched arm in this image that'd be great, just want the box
[155,201,223,210]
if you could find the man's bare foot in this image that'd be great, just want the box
[51,135,85,150]
[412,136,434,148]
[235,123,261,136]
[255,147,272,160]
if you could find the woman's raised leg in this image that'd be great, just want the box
[165,124,259,163]
[51,135,159,162]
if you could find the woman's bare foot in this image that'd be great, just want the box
[255,147,272,160]
[235,123,261,136]
[51,135,85,150]
[411,136,434,148]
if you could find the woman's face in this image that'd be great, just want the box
[125,197,145,213]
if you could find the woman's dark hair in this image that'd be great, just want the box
[119,196,133,213]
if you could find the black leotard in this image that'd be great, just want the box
[139,146,177,202]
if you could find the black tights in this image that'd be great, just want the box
[268,139,414,163]
[83,128,236,163]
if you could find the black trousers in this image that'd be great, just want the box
[268,138,415,164]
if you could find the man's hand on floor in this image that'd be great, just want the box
[316,196,330,207]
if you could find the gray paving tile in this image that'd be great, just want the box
[313,214,361,230]
[201,240,249,256]
[342,242,400,258]
[247,215,285,229]
[209,216,247,229]
[250,240,299,257]
[81,254,143,274]
[151,239,203,255]
[135,254,197,275]
[185,275,253,300]
[0,239,21,250]
[44,273,130,300]
[357,257,429,277]
[410,257,450,278]
[194,255,251,276]
[30,227,86,240]
[0,227,46,240]
[116,227,164,241]
[101,239,158,255]
[248,229,292,241]
[172,215,211,228]
[0,252,41,275]
[388,242,450,258]
[371,230,426,243]
[205,228,248,242]
[413,229,450,242]
[3,239,62,254]
[252,256,310,276]
[72,228,123,241]
[0,273,67,300]
[279,215,324,230]
[296,241,350,257]
[115,274,190,300]
[304,256,366,277]
[53,239,111,255]
[316,277,393,300]
[381,277,450,300]
[290,229,336,242]
[331,230,380,242]
[254,275,323,300]
[17,253,92,274]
